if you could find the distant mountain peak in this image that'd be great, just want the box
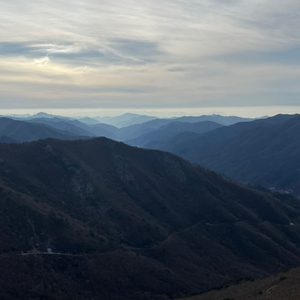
[31,112,55,118]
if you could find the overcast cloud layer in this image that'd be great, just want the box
[1,0,300,112]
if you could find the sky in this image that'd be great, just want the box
[1,0,300,117]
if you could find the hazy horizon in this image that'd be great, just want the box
[0,106,300,119]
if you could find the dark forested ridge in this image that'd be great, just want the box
[1,138,300,299]
[153,114,300,195]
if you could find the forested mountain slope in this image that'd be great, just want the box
[179,266,300,300]
[0,138,300,299]
[156,114,300,195]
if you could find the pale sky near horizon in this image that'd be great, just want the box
[1,0,300,115]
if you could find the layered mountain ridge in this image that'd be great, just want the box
[151,114,300,195]
[1,113,253,143]
[0,117,89,143]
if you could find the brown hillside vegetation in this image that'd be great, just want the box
[179,266,300,300]
[1,138,300,299]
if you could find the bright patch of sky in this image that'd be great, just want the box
[1,0,300,114]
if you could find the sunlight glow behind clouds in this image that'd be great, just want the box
[0,0,300,112]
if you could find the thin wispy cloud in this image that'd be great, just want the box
[0,0,300,111]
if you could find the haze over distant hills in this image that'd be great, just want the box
[0,112,254,143]
[95,113,157,128]
[0,118,89,143]
[3,111,300,196]
[126,121,223,148]
[143,114,300,195]
[1,138,300,299]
